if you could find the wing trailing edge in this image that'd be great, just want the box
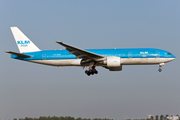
[56,41,105,61]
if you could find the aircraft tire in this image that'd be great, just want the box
[158,68,162,72]
[85,70,88,74]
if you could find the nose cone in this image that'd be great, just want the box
[171,57,175,61]
[166,57,175,62]
[169,54,175,62]
[172,54,176,58]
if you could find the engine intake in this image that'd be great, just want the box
[104,56,121,67]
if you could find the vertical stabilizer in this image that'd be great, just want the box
[10,27,41,53]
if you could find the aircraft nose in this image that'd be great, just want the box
[167,57,175,62]
[170,55,175,61]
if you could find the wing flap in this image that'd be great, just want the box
[56,41,104,60]
[5,51,32,57]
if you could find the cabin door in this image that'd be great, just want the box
[128,52,132,58]
[156,51,160,58]
[42,54,46,60]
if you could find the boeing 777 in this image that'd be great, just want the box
[6,27,175,76]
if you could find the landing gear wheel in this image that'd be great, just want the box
[158,68,162,72]
[93,69,98,74]
[85,70,88,74]
[89,70,94,75]
[89,70,92,74]
[85,70,90,76]
[85,65,98,76]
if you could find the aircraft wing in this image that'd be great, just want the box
[56,42,105,60]
[5,51,32,57]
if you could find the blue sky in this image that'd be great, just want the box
[1,0,180,120]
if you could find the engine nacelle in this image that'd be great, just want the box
[104,56,121,67]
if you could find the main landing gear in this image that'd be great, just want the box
[85,66,98,76]
[158,63,164,72]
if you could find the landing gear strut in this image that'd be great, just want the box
[158,63,164,72]
[85,66,98,76]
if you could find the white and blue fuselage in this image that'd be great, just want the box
[6,27,175,75]
[11,48,175,66]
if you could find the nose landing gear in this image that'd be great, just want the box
[158,63,164,72]
[85,66,98,76]
[158,68,162,72]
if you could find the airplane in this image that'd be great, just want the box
[6,27,175,76]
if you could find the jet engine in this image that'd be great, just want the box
[102,56,122,71]
[103,56,121,67]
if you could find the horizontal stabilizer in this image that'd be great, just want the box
[5,51,32,57]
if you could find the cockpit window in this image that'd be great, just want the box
[167,53,172,55]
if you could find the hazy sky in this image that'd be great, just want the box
[1,0,180,120]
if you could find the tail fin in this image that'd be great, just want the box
[10,27,41,53]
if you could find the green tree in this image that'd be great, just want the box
[160,115,164,120]
[165,115,169,120]
[76,117,82,120]
[150,116,154,120]
[155,115,158,120]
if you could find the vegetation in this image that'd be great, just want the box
[13,115,179,120]
[14,116,112,120]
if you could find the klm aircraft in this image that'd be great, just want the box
[6,27,175,76]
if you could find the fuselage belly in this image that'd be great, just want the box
[26,57,174,67]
